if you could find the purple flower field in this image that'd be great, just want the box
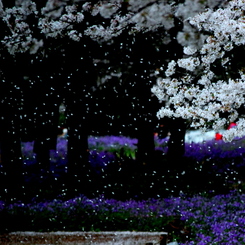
[1,191,245,244]
[1,135,244,244]
[21,135,245,168]
[1,135,245,244]
[22,136,138,172]
[184,137,245,162]
[20,136,245,189]
[18,135,245,198]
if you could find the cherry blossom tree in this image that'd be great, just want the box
[152,0,245,142]
[0,0,226,200]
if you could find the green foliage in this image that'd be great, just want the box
[0,198,171,233]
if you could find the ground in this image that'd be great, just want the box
[0,231,165,245]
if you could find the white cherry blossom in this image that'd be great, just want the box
[1,0,244,142]
[152,0,245,141]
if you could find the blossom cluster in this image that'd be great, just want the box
[0,0,224,54]
[1,0,244,142]
[152,0,245,142]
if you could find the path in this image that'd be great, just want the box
[0,231,167,245]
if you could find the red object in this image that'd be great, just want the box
[215,133,223,140]
[214,122,237,140]
[227,122,236,130]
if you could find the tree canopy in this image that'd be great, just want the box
[152,0,245,142]
[0,0,227,136]
[1,0,242,201]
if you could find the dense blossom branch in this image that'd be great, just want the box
[152,0,245,141]
[1,0,240,141]
[0,0,221,54]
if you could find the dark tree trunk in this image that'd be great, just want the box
[0,134,23,202]
[167,118,186,169]
[65,99,91,197]
[20,83,37,143]
[60,48,97,197]
[24,74,61,199]
[33,102,60,174]
[31,99,60,201]
[132,73,159,169]
[136,121,155,167]
[0,49,26,202]
[0,81,24,202]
